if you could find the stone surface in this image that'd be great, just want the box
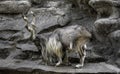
[93,18,120,42]
[0,59,119,74]
[0,0,31,14]
[0,40,15,59]
[31,0,41,4]
[16,41,38,52]
[28,7,71,33]
[0,40,15,50]
[0,0,120,73]
[0,30,17,40]
[0,14,25,31]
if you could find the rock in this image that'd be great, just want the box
[118,50,120,57]
[15,41,39,60]
[89,0,113,8]
[0,30,17,40]
[43,0,66,8]
[76,0,94,14]
[112,0,120,7]
[94,18,120,42]
[71,0,96,17]
[0,30,24,41]
[31,0,41,4]
[89,0,120,19]
[88,0,120,69]
[116,59,120,67]
[0,14,33,40]
[0,59,119,74]
[28,2,71,33]
[0,49,10,59]
[10,31,24,41]
[0,0,31,14]
[0,40,15,50]
[89,0,114,19]
[16,41,38,52]
[0,40,15,59]
[93,18,120,67]
[109,30,120,45]
[108,31,120,67]
[0,15,26,31]
[0,0,71,40]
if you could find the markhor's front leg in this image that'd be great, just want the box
[75,46,86,68]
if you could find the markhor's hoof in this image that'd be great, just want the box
[75,64,83,68]
[55,62,62,67]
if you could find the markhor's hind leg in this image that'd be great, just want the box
[56,57,62,66]
[55,50,63,67]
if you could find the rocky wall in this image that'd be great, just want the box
[0,0,120,73]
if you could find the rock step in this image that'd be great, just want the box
[0,59,119,74]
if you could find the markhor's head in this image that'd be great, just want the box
[75,25,92,38]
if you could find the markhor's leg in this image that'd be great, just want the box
[70,42,73,50]
[55,50,63,67]
[56,56,62,66]
[75,46,86,68]
[63,50,71,66]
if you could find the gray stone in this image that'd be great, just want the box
[116,59,120,68]
[0,40,15,59]
[0,0,71,41]
[94,18,120,42]
[89,0,120,43]
[28,4,71,33]
[0,14,33,41]
[31,0,41,4]
[89,0,118,19]
[0,59,119,74]
[0,30,24,41]
[0,40,15,50]
[88,0,120,69]
[108,30,120,67]
[0,30,16,40]
[10,31,24,41]
[118,49,120,57]
[109,30,120,44]
[0,15,26,31]
[16,41,38,52]
[0,0,31,14]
